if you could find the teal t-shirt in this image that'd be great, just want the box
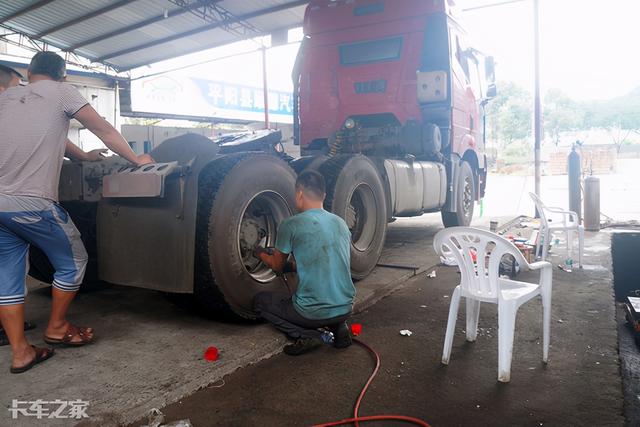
[275,208,355,320]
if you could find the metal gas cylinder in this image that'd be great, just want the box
[583,176,600,231]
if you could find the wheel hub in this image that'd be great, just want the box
[237,191,291,283]
[463,177,473,216]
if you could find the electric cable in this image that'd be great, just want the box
[311,338,431,427]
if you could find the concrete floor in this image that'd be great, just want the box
[0,208,628,427]
[134,230,624,427]
[1,213,477,427]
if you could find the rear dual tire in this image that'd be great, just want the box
[319,155,388,280]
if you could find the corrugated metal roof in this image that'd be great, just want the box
[0,0,309,71]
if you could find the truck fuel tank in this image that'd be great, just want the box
[384,159,447,216]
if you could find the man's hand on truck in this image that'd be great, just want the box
[73,104,155,166]
[64,139,108,162]
[135,153,155,166]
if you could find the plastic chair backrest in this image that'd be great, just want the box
[529,192,549,225]
[434,227,529,300]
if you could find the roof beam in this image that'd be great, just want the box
[96,0,309,62]
[115,24,299,72]
[67,0,219,51]
[0,0,55,24]
[34,0,135,39]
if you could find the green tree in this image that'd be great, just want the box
[485,81,532,146]
[583,87,640,151]
[543,88,585,145]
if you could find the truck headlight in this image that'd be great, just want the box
[344,118,356,130]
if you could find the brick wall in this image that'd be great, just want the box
[549,146,617,175]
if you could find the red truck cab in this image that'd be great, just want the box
[294,0,495,201]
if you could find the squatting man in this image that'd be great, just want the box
[253,170,356,356]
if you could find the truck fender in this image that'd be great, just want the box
[372,158,395,222]
[97,134,221,294]
[461,149,482,201]
[443,154,462,212]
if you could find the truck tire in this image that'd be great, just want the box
[290,155,327,174]
[194,153,297,319]
[319,155,387,280]
[441,161,475,227]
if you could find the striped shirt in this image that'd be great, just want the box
[0,80,88,201]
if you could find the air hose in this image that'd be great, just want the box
[311,338,431,427]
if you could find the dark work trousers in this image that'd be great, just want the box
[254,291,350,340]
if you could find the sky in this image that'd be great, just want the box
[458,0,640,100]
[128,0,640,103]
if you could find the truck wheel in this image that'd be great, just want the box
[195,154,297,319]
[441,161,476,227]
[319,155,387,280]
[28,247,105,292]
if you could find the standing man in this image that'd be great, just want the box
[0,64,21,90]
[253,170,355,356]
[0,52,153,373]
[0,63,107,348]
[0,64,36,347]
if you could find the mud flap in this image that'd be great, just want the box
[443,155,460,213]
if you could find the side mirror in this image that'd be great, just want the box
[484,56,496,99]
[486,83,497,99]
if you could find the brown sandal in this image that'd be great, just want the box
[10,346,55,374]
[44,324,94,347]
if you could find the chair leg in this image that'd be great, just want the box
[442,286,462,365]
[534,229,543,260]
[466,298,481,342]
[497,302,517,382]
[541,229,551,261]
[542,292,551,363]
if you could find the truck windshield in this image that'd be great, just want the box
[339,36,403,66]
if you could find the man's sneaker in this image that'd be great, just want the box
[283,337,323,356]
[332,321,352,349]
[320,330,334,344]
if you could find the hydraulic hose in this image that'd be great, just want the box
[311,338,431,427]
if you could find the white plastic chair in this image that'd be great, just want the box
[529,192,584,267]
[434,227,553,382]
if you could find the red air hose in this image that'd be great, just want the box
[311,338,431,427]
